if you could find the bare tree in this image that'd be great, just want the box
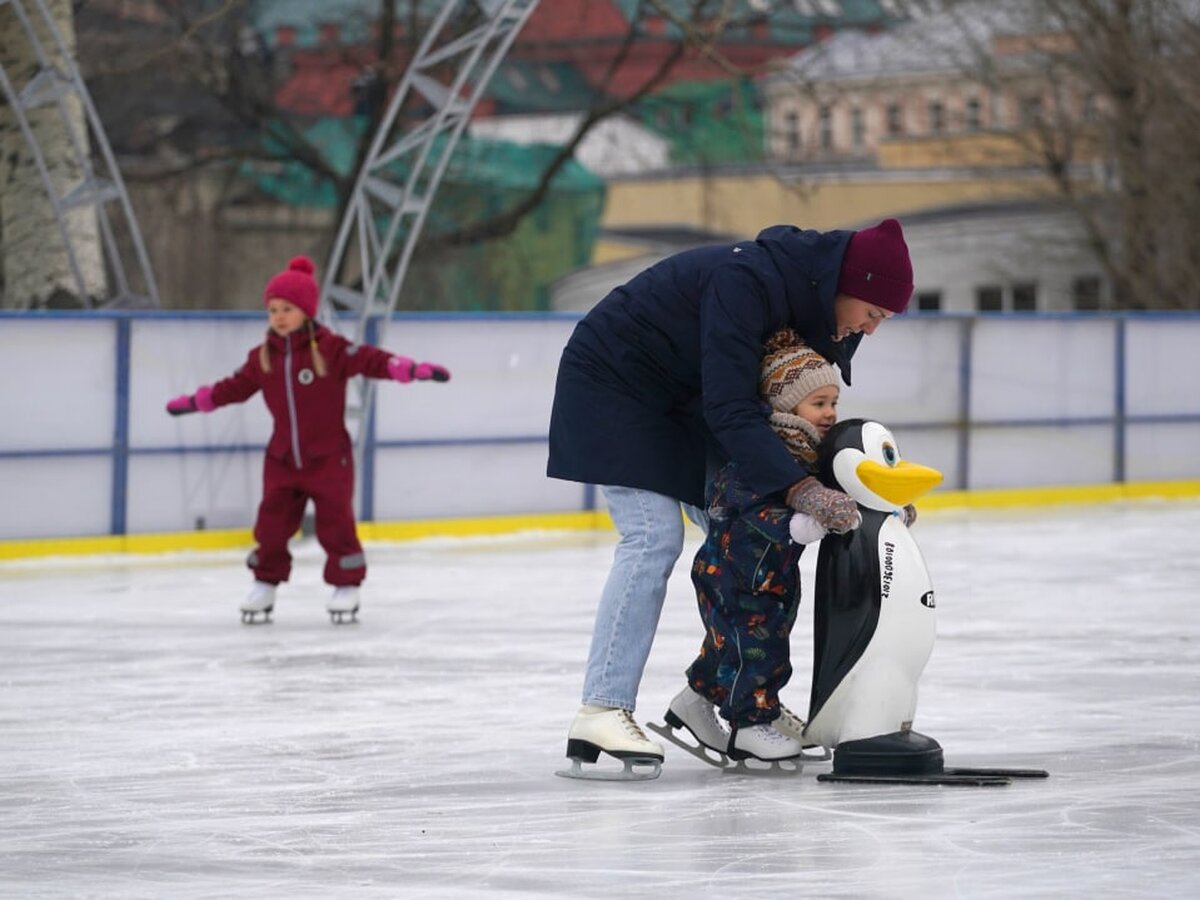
[897,0,1200,310]
[80,4,753,227]
[0,0,106,308]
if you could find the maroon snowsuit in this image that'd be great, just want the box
[208,324,394,587]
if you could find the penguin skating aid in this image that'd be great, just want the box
[803,419,1048,787]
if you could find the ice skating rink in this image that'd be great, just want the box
[2,500,1200,899]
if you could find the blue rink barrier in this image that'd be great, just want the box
[2,309,1200,545]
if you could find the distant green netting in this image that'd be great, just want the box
[244,119,604,311]
[633,78,764,165]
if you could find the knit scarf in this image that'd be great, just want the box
[768,411,822,465]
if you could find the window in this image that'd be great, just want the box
[851,107,865,149]
[785,110,800,156]
[1072,276,1103,310]
[1020,95,1043,127]
[819,105,833,149]
[928,100,945,134]
[915,291,942,312]
[1012,282,1038,311]
[886,102,904,136]
[975,285,1003,312]
[965,97,981,131]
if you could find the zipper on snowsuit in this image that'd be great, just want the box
[283,339,303,468]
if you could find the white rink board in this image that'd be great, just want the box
[2,312,1200,539]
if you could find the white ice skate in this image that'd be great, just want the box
[326,586,360,624]
[775,703,832,762]
[646,686,732,769]
[241,581,276,624]
[730,723,803,765]
[555,705,663,781]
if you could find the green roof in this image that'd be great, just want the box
[487,60,600,114]
[246,117,602,209]
[610,0,901,42]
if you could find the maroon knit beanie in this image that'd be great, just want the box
[837,218,914,313]
[263,256,319,319]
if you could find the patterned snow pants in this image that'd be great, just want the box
[687,519,803,728]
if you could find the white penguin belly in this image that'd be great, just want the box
[805,516,937,748]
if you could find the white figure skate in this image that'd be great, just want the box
[240,581,276,624]
[646,686,732,768]
[327,586,360,624]
[774,704,832,762]
[555,705,663,781]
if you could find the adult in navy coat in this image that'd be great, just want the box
[549,219,915,775]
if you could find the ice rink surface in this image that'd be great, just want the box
[2,500,1200,899]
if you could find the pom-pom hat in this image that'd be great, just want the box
[760,328,841,413]
[837,218,914,314]
[263,255,319,319]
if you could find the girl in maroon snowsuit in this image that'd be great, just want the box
[167,255,450,622]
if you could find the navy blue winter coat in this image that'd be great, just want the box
[547,225,863,508]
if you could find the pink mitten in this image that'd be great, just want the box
[166,385,215,416]
[166,394,196,416]
[194,385,215,411]
[389,355,451,383]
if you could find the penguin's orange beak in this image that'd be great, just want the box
[856,459,943,507]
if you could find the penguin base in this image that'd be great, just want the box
[817,730,1049,786]
[832,730,944,776]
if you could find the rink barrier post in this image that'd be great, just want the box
[111,317,132,536]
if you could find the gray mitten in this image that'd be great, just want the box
[786,476,861,534]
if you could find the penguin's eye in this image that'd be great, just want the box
[881,442,898,466]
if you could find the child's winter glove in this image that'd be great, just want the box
[786,476,861,534]
[166,385,215,416]
[388,355,451,383]
[788,512,827,545]
[899,504,918,527]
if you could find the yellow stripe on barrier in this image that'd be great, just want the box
[921,479,1200,510]
[0,528,255,562]
[2,482,1198,563]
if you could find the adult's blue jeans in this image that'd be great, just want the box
[581,485,706,711]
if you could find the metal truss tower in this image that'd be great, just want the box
[319,0,539,515]
[0,0,159,308]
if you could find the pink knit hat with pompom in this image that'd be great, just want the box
[263,256,319,318]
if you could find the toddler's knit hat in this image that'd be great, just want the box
[263,255,319,319]
[759,328,841,413]
[837,218,914,313]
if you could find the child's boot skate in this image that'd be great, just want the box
[646,686,732,767]
[556,705,663,781]
[729,723,803,763]
[775,702,831,761]
[241,581,276,624]
[327,586,360,624]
